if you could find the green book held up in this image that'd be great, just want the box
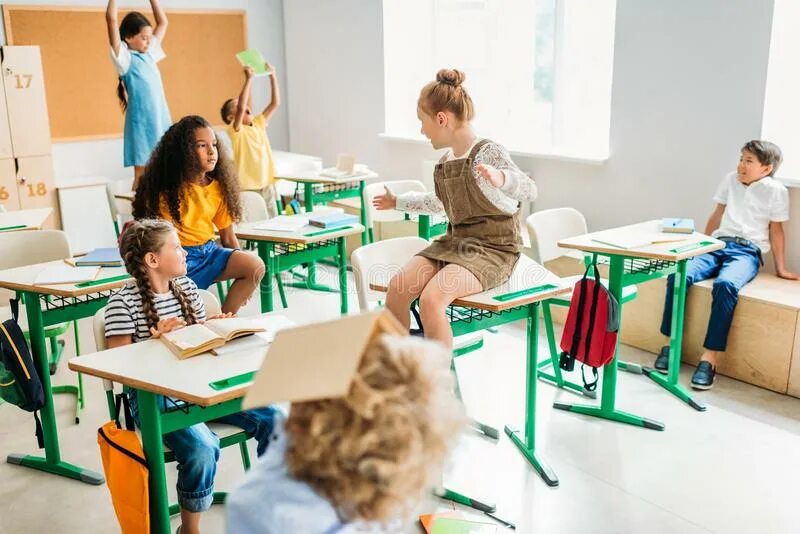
[430,518,501,533]
[236,48,273,76]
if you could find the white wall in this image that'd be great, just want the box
[284,0,778,251]
[0,0,289,184]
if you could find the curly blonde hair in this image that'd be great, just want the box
[285,334,465,523]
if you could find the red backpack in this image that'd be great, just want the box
[559,260,620,391]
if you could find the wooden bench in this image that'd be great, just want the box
[543,256,800,395]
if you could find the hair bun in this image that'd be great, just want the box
[436,69,465,87]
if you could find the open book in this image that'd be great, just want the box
[160,317,268,360]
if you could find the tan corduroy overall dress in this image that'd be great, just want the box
[417,139,521,289]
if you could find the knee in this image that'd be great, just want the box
[183,436,220,475]
[712,277,739,297]
[387,274,417,305]
[247,253,266,284]
[418,289,448,318]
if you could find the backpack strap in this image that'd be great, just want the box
[581,364,600,391]
[33,410,44,448]
[9,297,19,323]
[568,261,594,358]
[114,393,135,431]
[582,264,603,360]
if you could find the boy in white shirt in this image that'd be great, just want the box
[655,140,797,389]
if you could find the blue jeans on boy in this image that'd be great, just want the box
[128,391,277,513]
[660,240,760,352]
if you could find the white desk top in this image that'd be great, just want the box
[273,150,323,178]
[0,208,53,231]
[235,221,364,244]
[279,168,379,184]
[370,254,569,312]
[0,260,129,297]
[558,220,725,261]
[68,315,293,406]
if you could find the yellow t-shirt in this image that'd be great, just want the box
[159,180,234,246]
[226,114,276,190]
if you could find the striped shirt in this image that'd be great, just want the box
[104,276,207,343]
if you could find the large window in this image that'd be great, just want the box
[762,0,800,180]
[382,0,617,160]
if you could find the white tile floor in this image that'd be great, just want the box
[1,267,799,533]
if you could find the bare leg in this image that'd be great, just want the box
[179,509,201,534]
[385,256,439,330]
[132,165,145,192]
[215,251,266,313]
[418,264,482,348]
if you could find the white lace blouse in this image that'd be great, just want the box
[395,139,537,215]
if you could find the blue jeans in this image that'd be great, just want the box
[128,391,276,512]
[185,240,235,290]
[660,241,760,351]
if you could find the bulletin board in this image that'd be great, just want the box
[3,5,247,141]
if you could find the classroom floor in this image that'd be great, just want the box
[1,265,799,534]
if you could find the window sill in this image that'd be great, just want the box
[378,133,609,165]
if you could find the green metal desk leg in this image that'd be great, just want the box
[304,183,318,286]
[536,301,593,398]
[337,237,349,315]
[6,291,104,485]
[138,390,171,534]
[359,180,369,245]
[552,258,665,431]
[257,242,275,313]
[505,303,559,486]
[642,259,706,411]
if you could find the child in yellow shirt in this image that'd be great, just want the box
[221,63,281,218]
[132,115,265,314]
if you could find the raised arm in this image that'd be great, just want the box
[704,203,726,235]
[149,0,168,42]
[105,0,121,56]
[473,142,537,202]
[261,63,281,123]
[232,67,255,132]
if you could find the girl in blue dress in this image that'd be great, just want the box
[105,0,172,190]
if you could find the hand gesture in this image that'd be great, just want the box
[149,317,186,339]
[265,62,275,75]
[372,186,397,210]
[244,66,255,79]
[475,164,506,188]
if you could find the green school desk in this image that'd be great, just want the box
[370,253,570,492]
[69,318,289,534]
[235,222,364,315]
[0,260,129,484]
[556,220,725,419]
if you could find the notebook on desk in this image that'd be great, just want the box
[160,317,268,360]
[75,248,123,267]
[661,218,695,234]
[254,215,309,232]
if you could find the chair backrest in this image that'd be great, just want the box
[351,236,429,311]
[526,208,588,264]
[0,230,72,270]
[362,180,427,227]
[240,191,269,223]
[197,289,221,316]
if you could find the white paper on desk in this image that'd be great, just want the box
[319,164,370,180]
[211,316,296,355]
[591,232,687,250]
[254,215,308,232]
[33,264,101,285]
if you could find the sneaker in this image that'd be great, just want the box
[653,345,669,374]
[691,361,716,390]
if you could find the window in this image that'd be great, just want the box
[762,0,800,180]
[382,0,617,160]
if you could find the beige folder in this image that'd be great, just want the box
[242,310,406,409]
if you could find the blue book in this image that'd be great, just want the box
[75,247,123,267]
[661,218,695,234]
[308,212,359,229]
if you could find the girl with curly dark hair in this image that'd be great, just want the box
[132,115,264,314]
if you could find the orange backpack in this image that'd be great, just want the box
[97,393,150,534]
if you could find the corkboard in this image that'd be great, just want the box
[3,5,247,141]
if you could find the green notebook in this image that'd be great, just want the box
[431,518,500,533]
[235,48,273,76]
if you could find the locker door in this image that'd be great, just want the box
[2,46,51,158]
[0,158,19,209]
[17,155,58,228]
[0,72,12,160]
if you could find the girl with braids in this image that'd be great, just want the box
[104,219,278,534]
[373,69,537,348]
[105,0,172,190]
[133,115,265,314]
[227,332,465,533]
